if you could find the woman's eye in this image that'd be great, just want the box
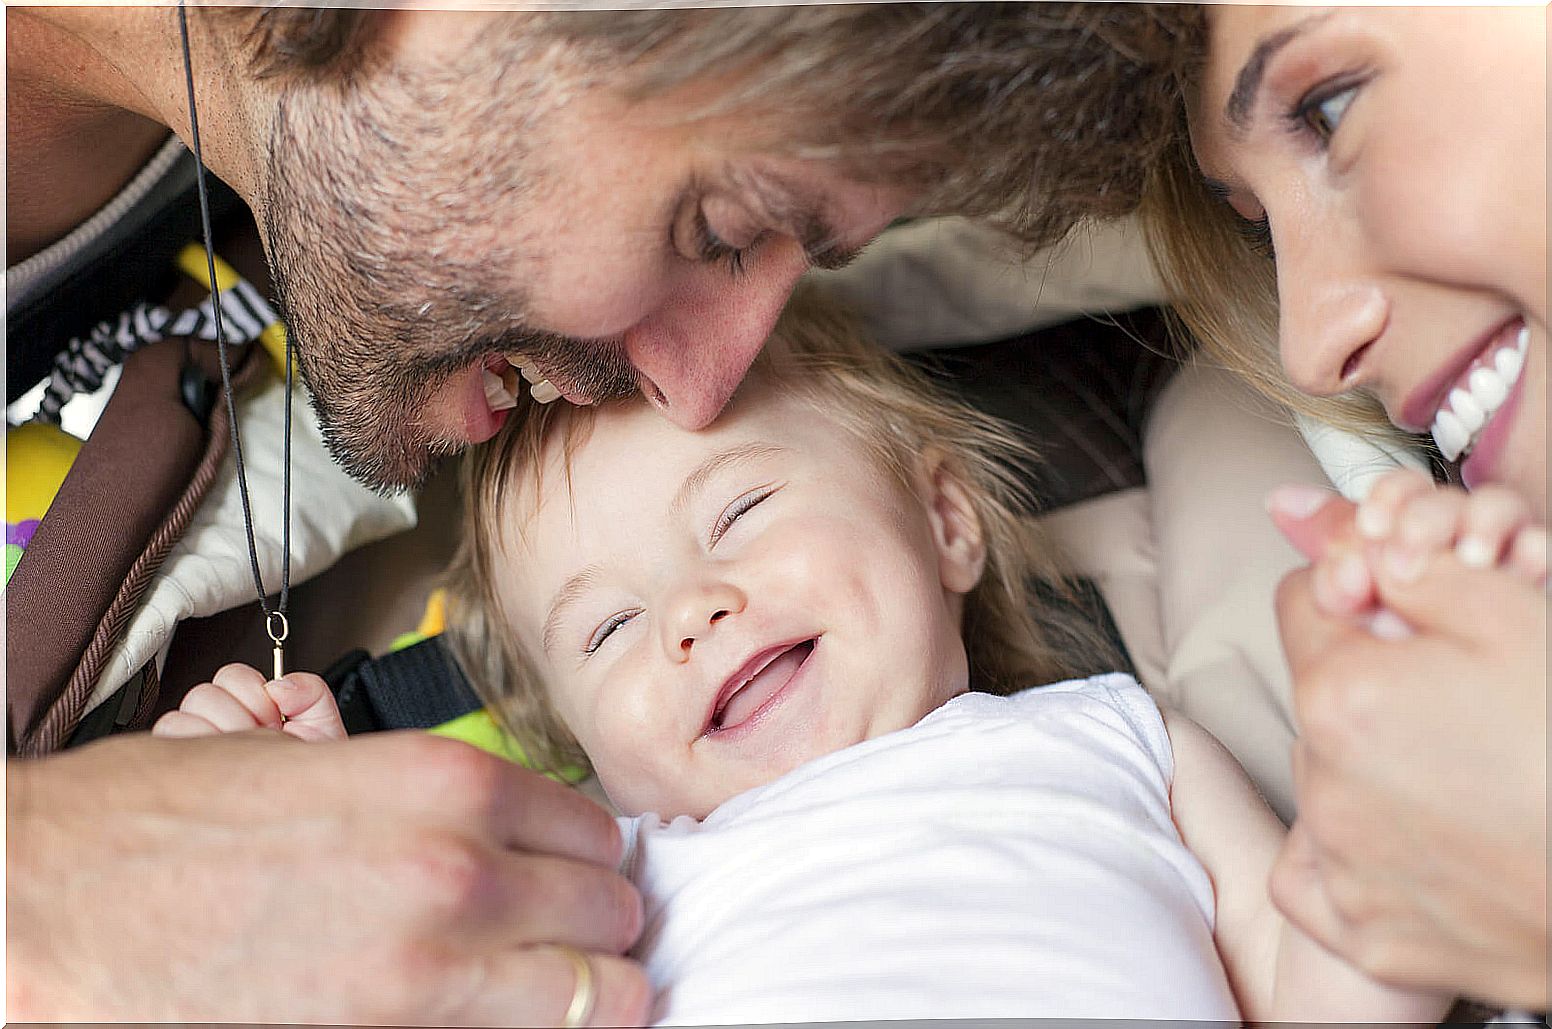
[710,485,778,546]
[585,610,640,655]
[1298,83,1359,142]
[1236,216,1276,261]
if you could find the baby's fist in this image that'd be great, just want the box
[152,663,347,742]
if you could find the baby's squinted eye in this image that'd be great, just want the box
[711,483,781,546]
[585,608,642,656]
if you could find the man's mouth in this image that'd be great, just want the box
[1426,321,1529,463]
[704,638,818,735]
[482,353,564,411]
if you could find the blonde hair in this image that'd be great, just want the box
[444,286,1110,776]
[1139,119,1405,441]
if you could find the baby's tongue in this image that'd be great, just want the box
[720,642,811,728]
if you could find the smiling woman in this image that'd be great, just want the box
[1087,4,1548,1012]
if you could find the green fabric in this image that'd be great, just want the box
[428,708,587,784]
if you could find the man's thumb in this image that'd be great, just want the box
[1266,484,1357,561]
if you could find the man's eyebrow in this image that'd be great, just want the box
[671,442,789,520]
[542,564,601,656]
[1225,13,1335,135]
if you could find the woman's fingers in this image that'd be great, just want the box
[1354,469,1435,541]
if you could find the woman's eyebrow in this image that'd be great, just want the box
[1225,12,1336,135]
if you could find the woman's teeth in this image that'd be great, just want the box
[1430,324,1529,462]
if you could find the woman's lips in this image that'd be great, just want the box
[1399,317,1522,432]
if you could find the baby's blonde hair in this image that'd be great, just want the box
[444,286,1108,776]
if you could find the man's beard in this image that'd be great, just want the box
[260,76,640,493]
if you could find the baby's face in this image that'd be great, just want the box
[495,374,984,818]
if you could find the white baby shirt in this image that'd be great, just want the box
[616,673,1240,1025]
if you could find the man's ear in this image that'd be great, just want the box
[918,453,987,596]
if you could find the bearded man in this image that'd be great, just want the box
[6,5,1184,1021]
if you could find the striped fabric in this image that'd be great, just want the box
[34,278,277,425]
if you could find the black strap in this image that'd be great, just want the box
[324,637,482,735]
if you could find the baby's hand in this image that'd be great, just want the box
[152,663,349,742]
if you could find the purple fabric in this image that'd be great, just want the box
[7,520,40,549]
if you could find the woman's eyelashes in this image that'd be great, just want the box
[582,484,781,655]
[1288,79,1362,144]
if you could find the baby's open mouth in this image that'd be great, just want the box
[707,638,818,734]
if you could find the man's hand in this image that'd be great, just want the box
[1267,483,1549,1008]
[7,731,652,1024]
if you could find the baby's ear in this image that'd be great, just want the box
[919,453,987,595]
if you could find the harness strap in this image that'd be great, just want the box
[326,637,482,735]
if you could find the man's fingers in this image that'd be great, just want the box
[266,674,348,741]
[453,850,644,955]
[1266,484,1356,561]
[450,948,653,1028]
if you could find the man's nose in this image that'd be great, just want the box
[659,578,747,663]
[623,240,810,430]
[1273,219,1389,398]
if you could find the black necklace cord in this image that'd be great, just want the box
[177,1,294,642]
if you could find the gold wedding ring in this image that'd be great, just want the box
[556,945,596,1029]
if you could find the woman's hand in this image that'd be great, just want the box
[1268,486,1548,1008]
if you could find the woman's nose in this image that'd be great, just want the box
[659,578,748,663]
[1272,223,1389,398]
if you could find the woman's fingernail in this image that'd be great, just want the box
[1267,484,1335,520]
[1356,502,1391,540]
[1367,609,1413,640]
[1384,543,1425,583]
[1335,552,1370,597]
[1456,536,1495,569]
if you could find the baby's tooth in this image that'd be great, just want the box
[1432,409,1468,462]
[530,379,561,404]
[1495,343,1524,383]
[484,368,517,412]
[1448,387,1485,434]
[1516,324,1530,352]
[1468,366,1508,410]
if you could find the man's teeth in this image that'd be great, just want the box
[505,355,562,405]
[1431,324,1529,462]
[483,367,517,412]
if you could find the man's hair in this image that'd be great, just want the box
[245,3,1200,250]
[442,285,1111,776]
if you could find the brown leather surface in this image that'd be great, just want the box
[5,340,257,752]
